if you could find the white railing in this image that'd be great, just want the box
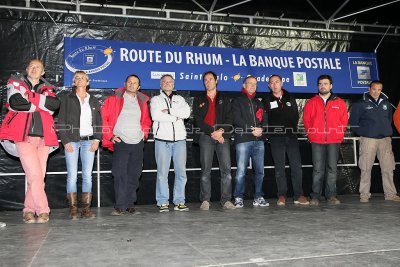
[1,136,398,207]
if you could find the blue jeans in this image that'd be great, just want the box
[269,135,303,198]
[155,140,187,205]
[234,141,265,199]
[311,143,340,199]
[199,135,232,205]
[65,140,95,193]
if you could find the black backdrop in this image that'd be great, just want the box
[1,13,400,210]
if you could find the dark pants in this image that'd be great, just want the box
[199,135,232,205]
[311,143,340,199]
[112,140,144,209]
[269,135,303,199]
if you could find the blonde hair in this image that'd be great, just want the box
[72,70,90,91]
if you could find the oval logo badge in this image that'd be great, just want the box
[65,45,113,74]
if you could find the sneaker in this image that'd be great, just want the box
[277,196,286,206]
[234,197,244,208]
[327,196,341,205]
[309,199,319,206]
[36,213,49,224]
[159,204,170,213]
[174,203,189,211]
[253,197,269,207]
[385,195,400,202]
[360,195,369,203]
[0,222,6,228]
[200,201,210,210]
[294,195,310,205]
[223,201,236,209]
[110,208,125,216]
[23,212,36,224]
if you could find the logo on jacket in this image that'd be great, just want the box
[286,102,291,107]
[65,45,113,74]
[383,104,387,110]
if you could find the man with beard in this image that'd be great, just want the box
[303,75,348,206]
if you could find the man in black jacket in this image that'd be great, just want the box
[265,74,309,206]
[193,71,235,210]
[232,76,268,208]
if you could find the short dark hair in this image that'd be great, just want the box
[317,74,332,85]
[160,74,174,81]
[269,74,282,82]
[125,74,141,86]
[203,71,217,81]
[369,80,383,88]
[243,75,257,84]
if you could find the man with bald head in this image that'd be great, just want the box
[0,59,60,223]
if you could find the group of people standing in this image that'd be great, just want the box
[1,59,400,223]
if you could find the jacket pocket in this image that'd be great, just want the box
[6,112,18,126]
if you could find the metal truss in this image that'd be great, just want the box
[0,0,399,36]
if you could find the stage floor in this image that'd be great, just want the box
[1,194,400,267]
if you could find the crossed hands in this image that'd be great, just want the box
[211,128,225,144]
[251,127,263,137]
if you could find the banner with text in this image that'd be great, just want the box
[64,37,378,93]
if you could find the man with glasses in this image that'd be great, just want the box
[150,74,190,212]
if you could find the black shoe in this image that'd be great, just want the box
[126,207,136,214]
[110,208,125,216]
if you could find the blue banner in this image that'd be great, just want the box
[64,37,378,93]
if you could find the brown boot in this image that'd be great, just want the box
[81,192,96,219]
[67,192,79,220]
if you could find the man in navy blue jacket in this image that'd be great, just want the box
[349,80,400,202]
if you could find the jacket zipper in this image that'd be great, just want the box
[22,113,30,140]
[164,97,175,141]
[249,97,257,138]
[156,122,160,135]
[324,101,327,143]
